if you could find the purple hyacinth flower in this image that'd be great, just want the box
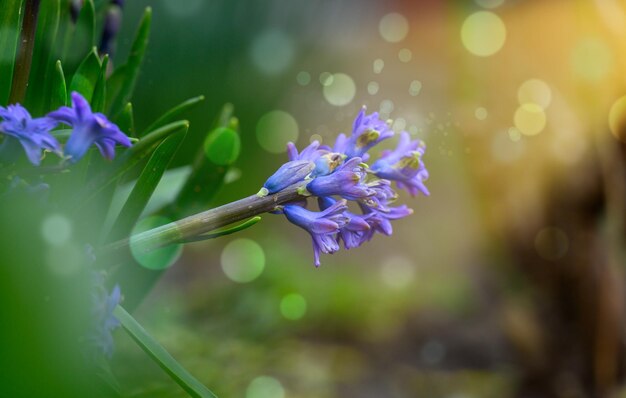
[333,107,394,160]
[306,157,374,200]
[89,272,122,358]
[262,159,315,195]
[370,131,430,197]
[0,104,60,165]
[318,196,371,250]
[287,140,344,176]
[359,201,413,241]
[48,92,131,162]
[283,199,350,267]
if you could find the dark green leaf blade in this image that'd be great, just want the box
[114,306,218,398]
[116,102,135,137]
[68,47,101,101]
[66,0,95,69]
[109,7,151,117]
[141,95,205,136]
[179,217,261,243]
[168,104,240,218]
[108,129,186,241]
[50,60,67,109]
[0,0,24,106]
[91,54,108,112]
[77,120,189,205]
[24,0,60,114]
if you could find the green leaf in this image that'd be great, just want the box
[0,0,24,106]
[168,104,239,218]
[179,217,261,243]
[24,0,60,114]
[49,60,67,109]
[203,127,240,166]
[77,120,189,205]
[115,102,135,137]
[68,47,101,101]
[66,0,95,69]
[104,63,125,113]
[141,95,205,136]
[91,54,108,112]
[108,129,186,241]
[109,7,151,117]
[114,306,218,398]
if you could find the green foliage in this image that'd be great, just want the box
[50,60,68,109]
[0,0,23,106]
[66,0,95,69]
[108,7,151,117]
[114,306,218,398]
[141,95,205,137]
[179,216,261,243]
[24,0,60,114]
[69,47,101,101]
[169,104,241,218]
[203,127,241,166]
[109,130,187,241]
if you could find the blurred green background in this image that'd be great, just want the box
[105,0,626,397]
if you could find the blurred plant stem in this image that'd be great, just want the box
[9,0,40,104]
[102,182,306,258]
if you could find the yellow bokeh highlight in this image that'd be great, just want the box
[379,13,409,43]
[571,38,612,82]
[514,103,546,136]
[517,79,552,109]
[461,11,506,57]
[608,95,626,142]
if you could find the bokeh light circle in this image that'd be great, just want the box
[398,48,412,63]
[296,71,311,86]
[246,376,285,398]
[256,110,299,153]
[380,256,415,289]
[221,238,265,283]
[373,59,384,74]
[250,30,294,75]
[379,13,409,43]
[475,107,488,120]
[514,103,546,136]
[535,227,569,261]
[461,11,506,57]
[608,95,626,143]
[517,79,552,109]
[280,293,307,320]
[130,216,182,270]
[571,38,612,82]
[409,80,422,96]
[475,0,505,8]
[323,73,356,106]
[367,81,379,95]
[41,214,72,246]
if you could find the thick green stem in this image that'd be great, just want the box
[9,0,40,104]
[102,182,306,256]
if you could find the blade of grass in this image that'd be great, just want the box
[107,130,186,242]
[114,305,218,398]
[178,216,261,243]
[141,95,204,136]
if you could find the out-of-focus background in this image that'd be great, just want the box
[110,0,626,397]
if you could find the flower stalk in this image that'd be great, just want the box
[9,0,41,104]
[102,182,307,257]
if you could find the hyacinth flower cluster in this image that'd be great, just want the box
[0,91,131,166]
[261,107,430,267]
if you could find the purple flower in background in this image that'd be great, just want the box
[333,107,394,160]
[306,157,374,200]
[88,272,122,358]
[48,92,131,162]
[371,131,429,196]
[283,199,349,267]
[0,104,60,165]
